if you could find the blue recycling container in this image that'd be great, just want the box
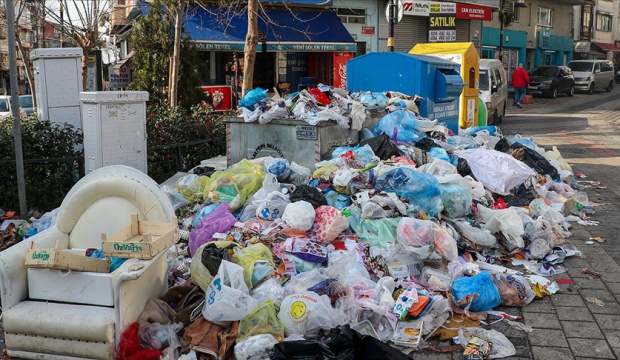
[347,52,464,134]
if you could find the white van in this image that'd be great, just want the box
[568,60,615,94]
[479,59,508,124]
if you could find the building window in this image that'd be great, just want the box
[336,8,366,24]
[596,13,612,32]
[537,7,553,27]
[512,3,520,22]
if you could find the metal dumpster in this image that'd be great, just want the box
[226,117,359,169]
[347,52,464,134]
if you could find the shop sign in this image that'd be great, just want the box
[456,3,492,20]
[332,52,355,89]
[403,1,431,16]
[428,13,456,42]
[361,26,375,35]
[575,41,591,53]
[429,2,456,14]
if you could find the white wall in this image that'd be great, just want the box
[332,0,380,52]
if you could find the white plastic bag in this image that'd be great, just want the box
[282,201,316,232]
[544,146,572,172]
[458,328,516,359]
[278,292,340,337]
[258,100,288,124]
[456,148,536,195]
[256,191,290,220]
[397,218,458,261]
[419,159,457,177]
[477,205,525,250]
[202,260,258,324]
[234,334,279,360]
[240,174,281,221]
[251,277,286,307]
[453,220,498,248]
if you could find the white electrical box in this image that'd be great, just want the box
[31,47,83,128]
[81,91,149,175]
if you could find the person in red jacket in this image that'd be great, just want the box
[511,64,530,108]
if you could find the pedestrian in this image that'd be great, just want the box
[511,64,529,108]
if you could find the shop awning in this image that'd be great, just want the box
[184,7,356,52]
[592,42,620,52]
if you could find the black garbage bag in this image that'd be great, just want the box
[494,137,511,153]
[504,183,539,207]
[414,137,437,152]
[511,144,559,180]
[201,242,237,275]
[290,185,328,209]
[457,157,474,179]
[271,326,408,360]
[359,134,401,160]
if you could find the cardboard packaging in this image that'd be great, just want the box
[102,215,178,260]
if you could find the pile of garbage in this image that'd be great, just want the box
[238,85,425,131]
[111,90,591,359]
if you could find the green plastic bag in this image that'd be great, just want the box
[349,208,400,248]
[203,160,265,211]
[234,243,275,288]
[238,300,285,342]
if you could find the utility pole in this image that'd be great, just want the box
[388,0,396,52]
[5,0,28,216]
[59,0,64,47]
[499,0,504,62]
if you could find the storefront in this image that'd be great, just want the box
[186,6,356,93]
[379,1,493,53]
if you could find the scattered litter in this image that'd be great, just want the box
[589,236,605,243]
[582,268,602,279]
[585,297,605,307]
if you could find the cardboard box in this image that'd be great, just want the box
[102,215,178,260]
[25,247,111,273]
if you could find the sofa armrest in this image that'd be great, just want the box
[0,227,67,310]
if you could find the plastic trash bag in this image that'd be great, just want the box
[314,206,350,244]
[177,174,208,202]
[511,144,559,180]
[349,208,400,248]
[451,271,502,312]
[544,146,573,172]
[234,334,279,360]
[494,273,535,307]
[288,162,312,185]
[397,218,457,261]
[325,190,353,210]
[239,87,268,108]
[453,220,498,248]
[202,260,258,324]
[290,185,327,209]
[264,158,291,179]
[239,174,284,221]
[191,241,237,291]
[375,167,443,217]
[191,204,219,228]
[477,205,525,251]
[278,292,342,337]
[258,100,288,124]
[256,191,289,221]
[418,159,457,177]
[282,201,316,232]
[439,183,472,218]
[359,91,389,109]
[139,322,183,353]
[238,300,285,341]
[251,277,286,307]
[203,159,265,210]
[429,147,451,162]
[188,203,236,256]
[456,148,536,195]
[358,134,401,160]
[234,243,275,288]
[372,110,422,143]
[458,328,516,359]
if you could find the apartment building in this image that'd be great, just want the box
[573,0,620,62]
[0,1,36,95]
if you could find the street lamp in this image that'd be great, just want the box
[498,0,528,61]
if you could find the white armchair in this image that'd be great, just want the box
[0,165,176,360]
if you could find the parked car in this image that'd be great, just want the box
[568,60,615,94]
[0,95,34,119]
[527,65,575,98]
[479,59,508,124]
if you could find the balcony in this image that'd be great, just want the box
[111,4,129,33]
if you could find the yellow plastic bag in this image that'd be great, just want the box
[312,162,338,180]
[238,300,285,342]
[234,243,275,287]
[177,174,209,202]
[203,160,265,210]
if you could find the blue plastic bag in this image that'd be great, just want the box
[324,190,352,210]
[373,110,422,143]
[429,147,450,162]
[374,167,443,216]
[359,92,389,109]
[332,145,377,165]
[451,271,501,312]
[192,204,220,229]
[239,88,268,108]
[265,158,291,179]
[439,183,472,218]
[463,126,498,137]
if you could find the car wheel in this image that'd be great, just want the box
[589,82,595,94]
[568,86,575,96]
[606,81,614,92]
[551,87,558,98]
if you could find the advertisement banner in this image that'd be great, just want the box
[403,1,431,16]
[429,2,456,14]
[456,3,492,20]
[428,12,456,42]
[333,52,355,89]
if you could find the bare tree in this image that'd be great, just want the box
[31,0,110,90]
[165,0,189,107]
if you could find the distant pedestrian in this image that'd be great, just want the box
[511,64,529,108]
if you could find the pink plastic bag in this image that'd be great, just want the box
[314,206,349,244]
[189,203,236,256]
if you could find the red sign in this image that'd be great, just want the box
[200,85,233,112]
[361,26,375,35]
[456,3,492,21]
[333,52,355,89]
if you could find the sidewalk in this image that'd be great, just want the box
[501,89,620,360]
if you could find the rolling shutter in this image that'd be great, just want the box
[394,16,428,52]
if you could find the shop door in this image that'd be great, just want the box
[501,49,518,84]
[394,16,428,52]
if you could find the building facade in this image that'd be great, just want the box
[573,0,620,63]
[481,0,581,79]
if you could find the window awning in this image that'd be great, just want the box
[592,42,620,52]
[184,7,356,52]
